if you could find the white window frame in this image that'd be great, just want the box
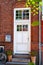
[14,8,31,23]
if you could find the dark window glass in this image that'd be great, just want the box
[23,10,29,19]
[23,25,28,31]
[20,25,22,31]
[17,25,22,31]
[16,10,22,19]
[16,10,29,20]
[17,25,20,31]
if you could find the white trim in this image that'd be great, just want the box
[13,8,31,54]
[14,8,31,22]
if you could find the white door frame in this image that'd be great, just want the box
[13,8,31,54]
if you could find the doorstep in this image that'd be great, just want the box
[6,62,28,65]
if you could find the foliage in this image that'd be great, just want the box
[33,0,41,2]
[25,0,42,16]
[6,50,12,55]
[28,62,35,65]
[31,21,39,26]
[30,51,37,56]
[17,0,42,26]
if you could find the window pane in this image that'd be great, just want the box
[16,10,22,20]
[23,25,28,31]
[23,10,29,19]
[17,25,22,31]
[17,25,20,31]
[20,25,22,31]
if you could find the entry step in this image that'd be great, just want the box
[6,62,28,65]
[12,58,30,63]
[13,54,30,59]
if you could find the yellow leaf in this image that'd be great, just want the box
[36,8,39,10]
[25,4,28,7]
[33,13,36,16]
[36,12,38,14]
[33,10,36,12]
[33,6,36,8]
[27,2,30,5]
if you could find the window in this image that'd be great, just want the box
[17,25,22,31]
[16,10,29,20]
[23,10,29,19]
[23,25,28,31]
[17,25,28,31]
[5,35,11,42]
[16,10,22,19]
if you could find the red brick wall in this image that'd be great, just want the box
[0,0,39,52]
[0,0,13,51]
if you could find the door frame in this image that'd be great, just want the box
[13,8,31,54]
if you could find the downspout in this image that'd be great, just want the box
[39,3,42,65]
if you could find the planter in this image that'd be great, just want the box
[8,55,12,62]
[31,56,36,64]
[6,50,12,62]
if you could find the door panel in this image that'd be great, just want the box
[16,32,22,43]
[16,44,29,52]
[23,32,28,43]
[14,23,30,54]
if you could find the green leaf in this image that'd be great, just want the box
[32,1,35,5]
[31,21,39,26]
[33,0,41,2]
[39,1,42,6]
[35,4,39,7]
[28,62,35,65]
[39,7,42,11]
[30,0,32,2]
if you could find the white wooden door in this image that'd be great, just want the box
[13,8,31,54]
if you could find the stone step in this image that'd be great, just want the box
[13,54,30,59]
[12,58,30,63]
[6,62,28,65]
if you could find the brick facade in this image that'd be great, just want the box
[0,0,39,52]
